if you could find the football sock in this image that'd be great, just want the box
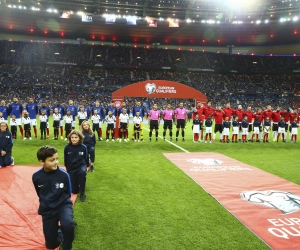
[19,126,24,137]
[182,130,184,138]
[47,128,49,136]
[170,131,172,137]
[60,127,63,136]
[176,131,179,137]
[33,126,37,136]
[163,131,166,137]
[155,131,158,138]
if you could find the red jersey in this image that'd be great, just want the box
[272,111,281,123]
[223,107,233,120]
[203,107,215,119]
[213,110,224,124]
[289,112,299,123]
[243,111,254,123]
[233,109,244,122]
[262,110,273,121]
[193,106,204,120]
[254,112,263,123]
[280,111,290,122]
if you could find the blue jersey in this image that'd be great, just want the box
[26,103,38,119]
[291,121,298,128]
[9,103,23,118]
[278,120,286,128]
[106,106,117,117]
[91,106,104,120]
[193,118,202,125]
[222,121,231,129]
[241,120,249,128]
[39,106,50,117]
[53,105,65,120]
[205,119,213,127]
[132,106,145,117]
[66,105,77,120]
[253,119,261,127]
[264,121,271,127]
[0,105,9,119]
[232,120,239,127]
[118,107,130,116]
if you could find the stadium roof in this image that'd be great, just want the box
[0,0,299,45]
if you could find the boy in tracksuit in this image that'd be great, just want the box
[0,122,14,167]
[32,146,75,250]
[64,130,89,202]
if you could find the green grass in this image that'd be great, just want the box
[12,118,300,250]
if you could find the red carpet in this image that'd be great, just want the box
[0,166,77,250]
[163,152,300,250]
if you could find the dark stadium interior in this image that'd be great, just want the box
[0,0,300,45]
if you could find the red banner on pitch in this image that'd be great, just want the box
[163,152,300,250]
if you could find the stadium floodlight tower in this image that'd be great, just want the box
[77,38,85,46]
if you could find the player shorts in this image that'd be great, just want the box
[31,119,37,126]
[272,123,278,131]
[253,127,260,134]
[232,127,239,135]
[92,123,100,131]
[150,120,159,130]
[15,118,21,126]
[59,120,64,127]
[79,119,85,126]
[120,122,127,129]
[223,128,229,136]
[264,126,270,134]
[53,120,60,128]
[65,123,72,132]
[291,127,298,135]
[164,120,173,130]
[193,124,200,133]
[242,127,248,135]
[40,122,47,130]
[24,123,31,131]
[134,124,141,131]
[214,124,222,133]
[176,119,185,129]
[107,123,114,130]
[248,124,253,132]
[205,127,212,134]
[278,127,285,133]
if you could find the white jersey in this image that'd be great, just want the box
[53,113,61,121]
[105,115,116,124]
[119,113,129,123]
[22,117,31,125]
[78,112,87,120]
[133,116,142,125]
[10,119,17,127]
[39,115,48,123]
[91,115,100,124]
[64,115,73,124]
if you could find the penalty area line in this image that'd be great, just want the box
[143,127,190,153]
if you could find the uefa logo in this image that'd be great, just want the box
[115,101,121,108]
[145,83,156,94]
[187,158,223,165]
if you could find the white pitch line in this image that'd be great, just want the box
[144,127,190,153]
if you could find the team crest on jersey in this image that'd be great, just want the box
[145,83,156,94]
[79,152,84,155]
[55,182,60,188]
[187,158,223,165]
[115,101,121,108]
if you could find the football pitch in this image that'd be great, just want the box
[12,119,299,250]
